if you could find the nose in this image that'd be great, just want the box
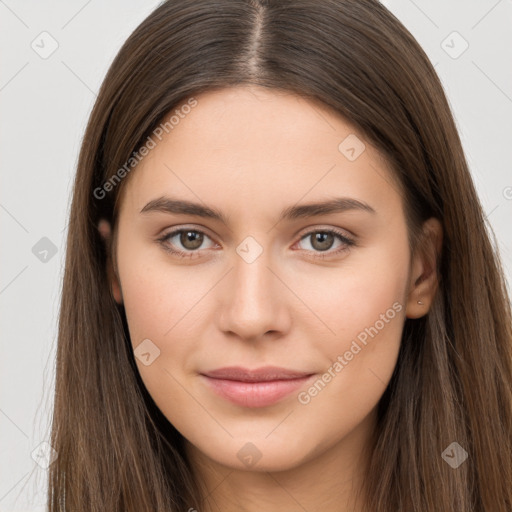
[216,247,292,342]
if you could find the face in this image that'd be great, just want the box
[103,86,432,473]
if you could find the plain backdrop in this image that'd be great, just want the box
[1,1,511,510]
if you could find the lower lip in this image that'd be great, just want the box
[200,374,314,408]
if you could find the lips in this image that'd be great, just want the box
[200,366,315,407]
[202,365,312,382]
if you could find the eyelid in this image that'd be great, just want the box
[295,223,355,240]
[157,224,218,243]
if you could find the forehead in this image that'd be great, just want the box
[118,85,404,223]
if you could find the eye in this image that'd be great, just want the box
[293,228,355,259]
[157,226,355,260]
[157,227,217,259]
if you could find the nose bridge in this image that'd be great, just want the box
[217,235,288,338]
[232,235,276,311]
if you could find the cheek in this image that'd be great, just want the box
[117,246,214,406]
[291,240,408,409]
[118,244,204,347]
[292,239,408,349]
[118,256,205,415]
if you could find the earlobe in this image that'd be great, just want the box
[109,267,123,305]
[405,217,443,319]
[97,219,123,305]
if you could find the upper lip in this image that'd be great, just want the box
[201,366,314,382]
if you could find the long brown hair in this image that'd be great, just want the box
[49,0,512,510]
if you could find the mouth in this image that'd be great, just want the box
[199,366,316,408]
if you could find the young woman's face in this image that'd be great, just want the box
[108,86,425,473]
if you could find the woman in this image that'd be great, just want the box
[49,0,512,511]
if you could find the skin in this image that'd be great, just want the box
[98,85,442,512]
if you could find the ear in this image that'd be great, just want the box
[97,219,123,305]
[405,217,443,319]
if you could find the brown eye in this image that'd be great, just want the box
[295,228,355,259]
[178,230,204,250]
[158,228,216,258]
[308,232,335,251]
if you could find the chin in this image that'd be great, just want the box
[187,432,315,473]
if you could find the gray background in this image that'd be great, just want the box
[1,1,511,510]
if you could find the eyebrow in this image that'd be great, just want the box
[140,196,376,224]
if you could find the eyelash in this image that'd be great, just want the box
[157,226,356,260]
